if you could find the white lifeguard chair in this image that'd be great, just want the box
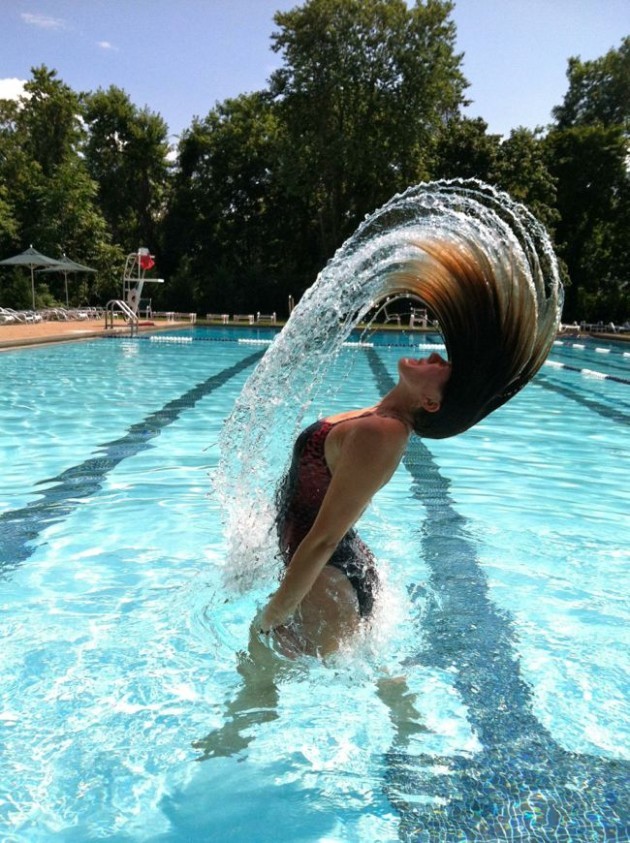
[123,247,164,316]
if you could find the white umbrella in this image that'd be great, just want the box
[37,253,97,307]
[0,245,63,309]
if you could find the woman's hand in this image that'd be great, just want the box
[254,603,290,635]
[253,607,271,635]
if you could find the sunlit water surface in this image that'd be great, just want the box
[0,327,628,842]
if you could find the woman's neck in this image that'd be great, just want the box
[374,386,415,431]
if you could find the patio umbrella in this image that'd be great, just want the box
[37,253,97,307]
[0,245,63,310]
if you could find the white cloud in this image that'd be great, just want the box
[21,12,66,30]
[0,78,28,102]
[97,41,118,51]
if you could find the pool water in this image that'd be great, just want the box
[0,327,628,842]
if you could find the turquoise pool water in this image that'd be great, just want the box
[0,326,628,842]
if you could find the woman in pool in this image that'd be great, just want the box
[258,351,451,655]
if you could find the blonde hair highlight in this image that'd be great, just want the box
[374,182,563,438]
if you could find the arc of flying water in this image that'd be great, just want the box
[214,179,562,590]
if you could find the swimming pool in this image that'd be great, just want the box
[0,326,628,842]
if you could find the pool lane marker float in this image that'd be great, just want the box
[139,334,628,382]
[149,335,193,343]
[135,333,447,350]
[555,338,630,357]
[544,358,630,385]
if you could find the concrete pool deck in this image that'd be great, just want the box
[0,318,193,351]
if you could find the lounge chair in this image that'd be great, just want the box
[382,305,401,325]
[39,308,66,321]
[233,313,255,324]
[256,312,276,324]
[409,307,428,328]
[0,307,41,323]
[0,308,17,324]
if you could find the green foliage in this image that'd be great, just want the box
[0,182,18,252]
[21,66,85,178]
[0,66,117,306]
[493,127,559,232]
[432,116,501,181]
[82,86,171,251]
[270,0,468,257]
[545,124,630,320]
[552,36,630,134]
[544,37,630,319]
[163,93,300,313]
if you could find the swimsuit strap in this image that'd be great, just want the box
[323,409,376,428]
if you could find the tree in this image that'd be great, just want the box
[545,124,629,320]
[163,93,294,313]
[0,100,20,254]
[0,67,120,306]
[269,0,469,262]
[547,38,630,320]
[82,86,171,252]
[552,36,630,134]
[432,116,501,182]
[493,127,558,232]
[0,183,18,252]
[21,66,84,179]
[0,67,85,250]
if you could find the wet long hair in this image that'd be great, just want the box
[379,182,563,439]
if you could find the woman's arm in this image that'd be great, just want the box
[258,417,407,631]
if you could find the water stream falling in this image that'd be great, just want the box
[215,179,562,591]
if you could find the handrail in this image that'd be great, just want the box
[105,299,139,335]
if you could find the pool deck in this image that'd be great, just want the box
[0,318,193,351]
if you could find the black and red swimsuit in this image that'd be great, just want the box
[275,418,379,617]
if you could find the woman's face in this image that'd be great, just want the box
[398,352,451,410]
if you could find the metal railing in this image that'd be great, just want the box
[105,299,139,336]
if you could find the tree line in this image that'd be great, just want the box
[0,0,628,322]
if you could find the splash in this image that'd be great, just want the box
[215,179,562,589]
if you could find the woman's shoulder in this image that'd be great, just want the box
[352,411,410,441]
[329,409,409,451]
[324,407,374,425]
[326,411,408,480]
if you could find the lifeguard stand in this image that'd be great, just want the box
[122,247,164,315]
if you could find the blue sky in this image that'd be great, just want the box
[0,0,628,144]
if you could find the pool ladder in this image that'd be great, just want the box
[104,299,139,336]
